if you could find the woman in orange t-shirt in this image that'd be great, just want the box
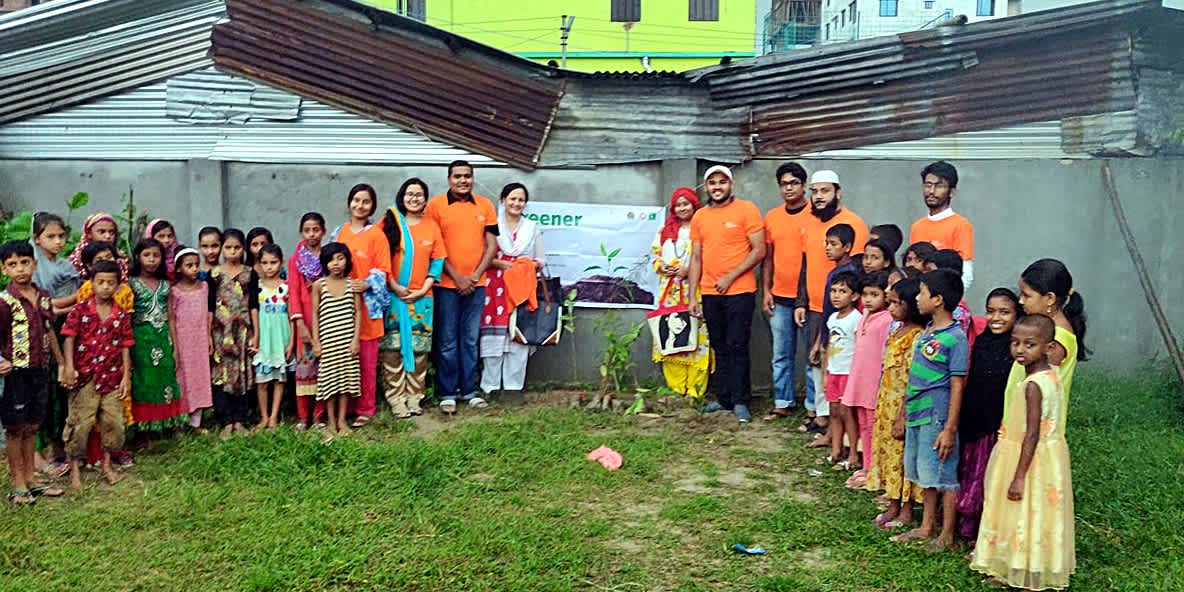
[380,179,446,419]
[332,183,391,427]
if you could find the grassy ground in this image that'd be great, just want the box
[1,370,1181,591]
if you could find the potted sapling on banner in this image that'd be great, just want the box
[565,243,654,306]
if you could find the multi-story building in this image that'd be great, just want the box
[818,0,1006,43]
[361,0,757,72]
[0,0,39,14]
[764,0,822,51]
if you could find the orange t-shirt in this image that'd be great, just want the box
[803,208,868,312]
[425,193,497,290]
[909,212,974,260]
[689,198,764,296]
[764,204,811,299]
[336,221,392,341]
[392,218,447,294]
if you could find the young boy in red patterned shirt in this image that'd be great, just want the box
[60,260,134,490]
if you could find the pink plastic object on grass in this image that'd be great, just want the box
[586,446,623,471]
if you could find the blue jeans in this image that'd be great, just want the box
[432,286,484,401]
[769,302,798,409]
[803,311,823,413]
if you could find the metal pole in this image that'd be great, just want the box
[1101,161,1184,387]
[560,15,573,68]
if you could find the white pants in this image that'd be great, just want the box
[480,341,532,394]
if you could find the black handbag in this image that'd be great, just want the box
[510,275,563,346]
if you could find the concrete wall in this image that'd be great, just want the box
[733,157,1184,375]
[3,156,1183,390]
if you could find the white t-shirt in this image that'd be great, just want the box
[826,309,863,374]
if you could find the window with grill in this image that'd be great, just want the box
[849,2,857,22]
[397,0,426,21]
[879,0,898,16]
[977,0,995,15]
[612,0,641,22]
[924,0,934,7]
[689,0,719,21]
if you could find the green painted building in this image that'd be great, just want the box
[361,0,757,72]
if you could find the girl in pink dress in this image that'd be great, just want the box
[168,248,213,429]
[840,270,895,487]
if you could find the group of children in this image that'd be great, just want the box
[0,209,377,504]
[800,221,1085,590]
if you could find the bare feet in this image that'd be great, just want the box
[103,471,124,485]
[924,536,958,554]
[806,434,830,449]
[220,425,234,441]
[337,424,352,437]
[890,528,932,543]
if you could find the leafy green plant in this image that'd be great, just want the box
[583,243,629,275]
[560,288,579,383]
[593,311,643,393]
[115,186,150,255]
[0,192,90,288]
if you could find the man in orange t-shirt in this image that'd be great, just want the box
[688,165,766,424]
[793,170,867,423]
[909,161,974,289]
[424,160,498,412]
[762,162,812,419]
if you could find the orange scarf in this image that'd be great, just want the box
[503,258,539,312]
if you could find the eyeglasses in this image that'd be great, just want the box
[779,180,803,188]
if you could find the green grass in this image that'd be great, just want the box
[2,371,1181,591]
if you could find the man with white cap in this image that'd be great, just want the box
[687,165,765,423]
[794,170,867,438]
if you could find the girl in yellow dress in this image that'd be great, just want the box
[971,314,1074,590]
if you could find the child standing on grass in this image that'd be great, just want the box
[169,248,213,430]
[76,241,134,468]
[60,259,133,489]
[197,227,222,281]
[31,213,81,481]
[841,271,893,488]
[288,213,327,430]
[806,224,860,450]
[0,240,66,504]
[971,314,1075,590]
[210,229,258,440]
[955,288,1019,541]
[821,270,861,469]
[252,244,294,431]
[128,239,187,434]
[866,278,927,530]
[892,269,968,551]
[311,242,362,445]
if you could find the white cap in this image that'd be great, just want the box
[810,170,840,186]
[703,165,733,183]
[174,247,200,266]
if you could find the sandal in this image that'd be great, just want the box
[350,415,371,428]
[8,490,35,505]
[468,397,489,409]
[832,460,854,472]
[845,470,867,488]
[29,484,65,498]
[881,519,908,530]
[440,400,457,414]
[763,408,791,421]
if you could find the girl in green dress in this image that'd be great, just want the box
[128,239,187,433]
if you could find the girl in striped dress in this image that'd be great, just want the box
[310,242,362,444]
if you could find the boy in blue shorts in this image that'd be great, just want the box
[892,268,967,551]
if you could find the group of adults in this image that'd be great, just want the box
[649,161,973,422]
[331,161,545,421]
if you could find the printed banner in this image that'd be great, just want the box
[522,201,663,309]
